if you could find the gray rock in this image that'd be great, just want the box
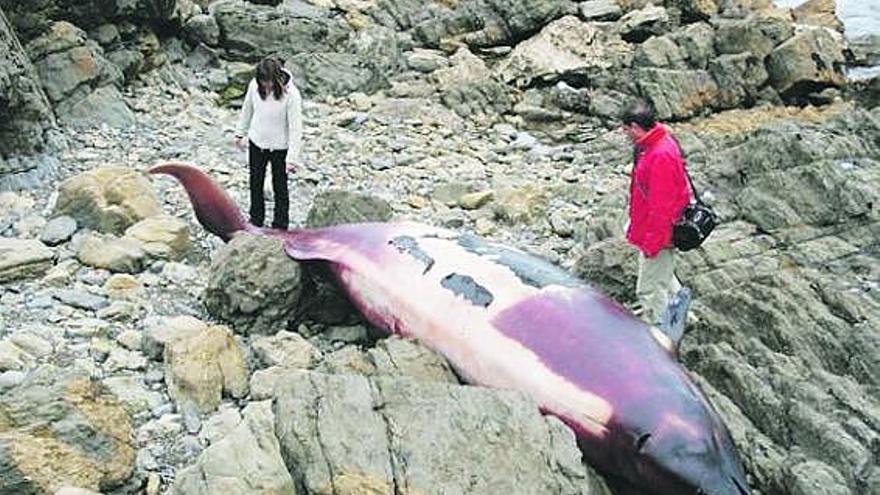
[106,48,145,82]
[634,35,686,68]
[198,404,242,445]
[55,84,135,128]
[287,51,388,97]
[497,16,632,87]
[709,52,769,108]
[406,48,449,73]
[323,324,372,345]
[104,346,148,372]
[213,0,349,59]
[9,327,56,358]
[410,0,575,48]
[578,0,622,21]
[713,16,794,58]
[163,318,249,414]
[203,233,304,335]
[172,401,295,495]
[617,4,671,43]
[274,371,606,494]
[251,330,320,369]
[0,237,54,283]
[0,341,35,372]
[91,23,120,46]
[102,375,165,416]
[669,22,716,69]
[183,13,219,47]
[849,33,880,67]
[76,232,146,273]
[306,189,392,228]
[0,6,55,164]
[53,288,109,311]
[635,67,719,120]
[765,26,846,97]
[40,215,78,246]
[368,336,459,383]
[0,370,25,389]
[670,0,719,20]
[0,368,135,493]
[434,47,514,118]
[25,21,131,129]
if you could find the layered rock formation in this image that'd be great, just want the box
[0,0,877,494]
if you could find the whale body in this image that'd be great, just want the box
[151,163,751,495]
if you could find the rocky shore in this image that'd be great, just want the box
[0,0,878,494]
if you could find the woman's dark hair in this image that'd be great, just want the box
[256,57,288,100]
[621,99,656,130]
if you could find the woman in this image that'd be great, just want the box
[234,57,303,230]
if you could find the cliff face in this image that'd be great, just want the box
[0,9,54,171]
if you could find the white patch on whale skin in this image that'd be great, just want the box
[329,226,614,437]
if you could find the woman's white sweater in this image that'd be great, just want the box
[236,75,303,164]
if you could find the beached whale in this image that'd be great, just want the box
[150,162,750,495]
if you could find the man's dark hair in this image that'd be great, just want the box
[621,99,657,130]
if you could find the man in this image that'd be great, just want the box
[621,99,692,328]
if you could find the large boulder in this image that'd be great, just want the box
[496,16,632,87]
[25,21,133,128]
[433,47,514,119]
[0,368,135,494]
[617,4,672,43]
[765,26,846,97]
[0,7,55,172]
[163,318,249,415]
[287,51,388,97]
[305,189,392,228]
[403,0,576,48]
[713,15,795,58]
[302,188,392,324]
[54,167,162,235]
[274,371,610,494]
[708,52,769,108]
[203,233,304,335]
[792,0,843,32]
[212,0,349,59]
[636,67,720,120]
[171,401,295,495]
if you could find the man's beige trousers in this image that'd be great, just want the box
[636,248,681,325]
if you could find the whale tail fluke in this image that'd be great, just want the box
[149,162,251,242]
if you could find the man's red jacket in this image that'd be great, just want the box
[627,124,692,258]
